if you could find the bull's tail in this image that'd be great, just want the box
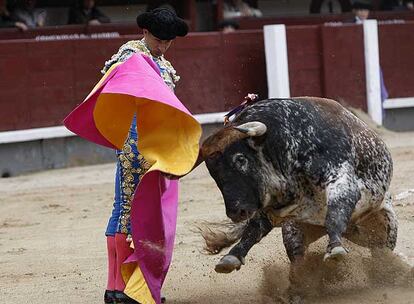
[194,220,247,255]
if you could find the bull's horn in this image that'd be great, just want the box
[201,122,267,158]
[234,121,267,137]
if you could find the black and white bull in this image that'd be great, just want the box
[197,97,397,286]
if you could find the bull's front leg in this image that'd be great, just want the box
[215,214,273,273]
[324,170,360,261]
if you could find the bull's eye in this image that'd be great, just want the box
[232,153,248,171]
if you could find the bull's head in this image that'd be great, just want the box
[201,121,268,223]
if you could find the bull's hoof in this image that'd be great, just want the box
[323,246,348,262]
[215,255,244,273]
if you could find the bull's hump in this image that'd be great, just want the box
[240,97,346,120]
[242,97,375,142]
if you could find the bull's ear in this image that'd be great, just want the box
[234,121,267,137]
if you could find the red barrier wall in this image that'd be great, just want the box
[0,31,269,131]
[321,24,366,110]
[379,22,414,98]
[1,23,413,132]
[287,26,324,98]
[286,24,366,110]
[0,38,123,131]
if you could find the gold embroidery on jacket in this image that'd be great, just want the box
[118,136,151,234]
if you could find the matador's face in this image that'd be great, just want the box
[143,29,173,57]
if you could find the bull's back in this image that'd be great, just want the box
[238,97,377,173]
[296,97,392,191]
[240,97,392,204]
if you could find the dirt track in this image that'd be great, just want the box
[1,130,414,304]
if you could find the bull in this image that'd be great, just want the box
[195,97,397,297]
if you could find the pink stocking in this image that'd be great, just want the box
[106,236,116,291]
[115,233,133,291]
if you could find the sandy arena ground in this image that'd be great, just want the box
[1,127,414,303]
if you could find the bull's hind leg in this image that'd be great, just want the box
[345,197,401,285]
[324,170,361,261]
[345,194,398,253]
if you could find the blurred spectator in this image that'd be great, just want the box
[309,0,352,13]
[68,0,110,25]
[223,0,263,18]
[0,2,28,30]
[406,0,414,10]
[11,0,46,28]
[386,0,414,10]
[351,0,372,23]
[218,19,239,33]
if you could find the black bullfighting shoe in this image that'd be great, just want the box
[114,291,140,304]
[104,290,115,304]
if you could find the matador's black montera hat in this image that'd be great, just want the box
[136,8,188,40]
[352,0,373,9]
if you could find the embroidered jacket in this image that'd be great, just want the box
[101,39,179,90]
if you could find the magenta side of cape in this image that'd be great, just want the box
[100,54,193,116]
[127,171,179,304]
[63,75,118,149]
[63,54,193,149]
